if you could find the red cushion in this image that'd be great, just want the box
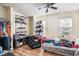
[72,45,79,48]
[41,36,45,44]
[35,36,39,42]
[35,36,38,40]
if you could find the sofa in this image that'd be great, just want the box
[42,38,79,56]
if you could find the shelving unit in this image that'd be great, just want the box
[15,15,27,35]
[35,21,43,37]
[13,15,28,48]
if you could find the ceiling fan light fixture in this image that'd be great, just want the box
[38,3,58,13]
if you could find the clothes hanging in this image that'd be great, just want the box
[6,22,11,37]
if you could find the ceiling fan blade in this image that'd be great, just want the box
[38,8,41,10]
[46,9,48,13]
[50,3,55,5]
[50,6,57,10]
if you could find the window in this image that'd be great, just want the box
[59,17,72,36]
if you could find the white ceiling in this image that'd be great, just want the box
[0,3,79,16]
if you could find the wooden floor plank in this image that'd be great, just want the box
[13,44,61,56]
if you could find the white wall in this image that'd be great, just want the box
[0,7,6,17]
[34,10,79,39]
[0,7,10,20]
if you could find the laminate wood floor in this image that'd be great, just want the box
[13,44,61,56]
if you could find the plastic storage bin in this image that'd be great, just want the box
[0,46,3,54]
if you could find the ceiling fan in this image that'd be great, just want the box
[39,3,58,13]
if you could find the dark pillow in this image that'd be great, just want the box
[44,40,53,43]
[60,39,69,47]
[53,40,61,46]
[64,41,73,48]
